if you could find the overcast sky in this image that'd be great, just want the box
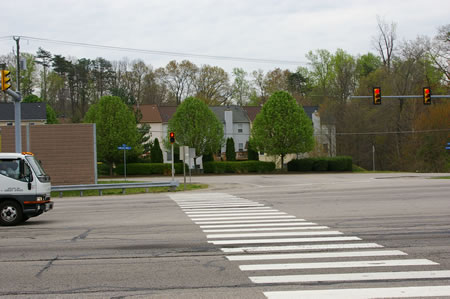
[1,0,448,73]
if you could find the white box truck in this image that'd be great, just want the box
[0,152,53,226]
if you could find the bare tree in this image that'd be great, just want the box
[428,24,450,84]
[373,16,397,70]
[156,60,197,105]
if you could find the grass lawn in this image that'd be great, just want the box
[51,181,208,198]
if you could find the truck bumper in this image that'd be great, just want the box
[23,201,54,217]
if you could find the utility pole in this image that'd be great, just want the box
[14,36,20,92]
[13,36,22,153]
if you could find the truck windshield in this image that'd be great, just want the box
[25,156,48,177]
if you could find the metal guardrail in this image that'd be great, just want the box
[52,181,180,197]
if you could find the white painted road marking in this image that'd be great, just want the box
[192,215,296,221]
[196,219,307,225]
[227,250,406,261]
[263,285,450,299]
[208,236,361,245]
[203,226,328,232]
[220,243,383,253]
[206,231,343,239]
[200,222,315,228]
[189,212,287,217]
[240,259,438,271]
[185,207,275,214]
[250,270,450,284]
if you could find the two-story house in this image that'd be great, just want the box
[137,104,336,168]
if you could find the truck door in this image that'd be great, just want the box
[0,158,36,198]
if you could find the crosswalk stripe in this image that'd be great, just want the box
[203,226,328,232]
[220,243,383,253]
[181,204,265,208]
[178,201,258,207]
[200,222,314,228]
[227,250,406,261]
[188,212,287,217]
[239,259,438,271]
[196,219,307,225]
[185,207,275,214]
[192,215,295,221]
[207,231,343,239]
[209,236,361,245]
[263,285,450,299]
[250,270,450,284]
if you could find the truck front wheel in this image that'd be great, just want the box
[0,201,23,226]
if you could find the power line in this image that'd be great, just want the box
[2,35,308,65]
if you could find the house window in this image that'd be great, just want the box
[239,143,244,152]
[238,123,243,133]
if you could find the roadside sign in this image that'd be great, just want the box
[117,144,131,181]
[446,142,450,150]
[118,144,132,150]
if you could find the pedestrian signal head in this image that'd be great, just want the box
[372,87,381,105]
[423,87,431,105]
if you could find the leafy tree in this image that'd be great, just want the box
[167,97,224,165]
[225,138,236,161]
[84,96,141,175]
[150,138,163,163]
[251,91,314,168]
[22,94,58,124]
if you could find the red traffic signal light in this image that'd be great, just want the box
[169,132,175,144]
[372,87,381,105]
[423,87,431,105]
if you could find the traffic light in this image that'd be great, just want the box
[169,132,175,144]
[1,70,11,91]
[423,87,431,105]
[372,87,381,105]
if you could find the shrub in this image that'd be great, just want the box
[203,161,275,174]
[115,163,184,175]
[312,158,329,171]
[328,156,353,171]
[287,156,353,172]
[287,158,314,171]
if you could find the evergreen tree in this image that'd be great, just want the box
[151,138,164,163]
[226,137,236,161]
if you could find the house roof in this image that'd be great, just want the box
[210,106,250,123]
[137,104,319,124]
[0,103,47,121]
[158,106,178,123]
[242,106,260,122]
[243,105,319,121]
[137,105,162,123]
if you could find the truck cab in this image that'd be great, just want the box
[0,152,53,226]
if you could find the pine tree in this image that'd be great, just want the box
[226,138,236,161]
[151,138,164,163]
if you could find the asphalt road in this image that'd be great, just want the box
[0,173,449,298]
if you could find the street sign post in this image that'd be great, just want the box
[118,144,132,181]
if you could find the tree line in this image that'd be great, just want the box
[0,20,448,172]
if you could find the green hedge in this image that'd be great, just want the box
[287,156,353,172]
[204,161,275,174]
[115,163,185,175]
